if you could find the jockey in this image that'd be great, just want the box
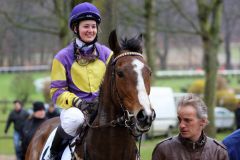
[49,2,112,159]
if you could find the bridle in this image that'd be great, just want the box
[82,52,152,159]
[111,52,152,136]
[86,52,153,137]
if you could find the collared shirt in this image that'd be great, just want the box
[50,42,112,109]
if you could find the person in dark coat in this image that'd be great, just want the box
[152,94,229,160]
[21,101,47,160]
[4,100,29,160]
[223,129,240,160]
[235,103,240,129]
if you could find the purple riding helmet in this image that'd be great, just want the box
[69,2,101,31]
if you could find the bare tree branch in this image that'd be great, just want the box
[170,0,201,34]
[155,26,199,35]
[0,10,59,35]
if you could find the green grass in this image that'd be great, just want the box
[0,71,50,155]
[140,137,163,159]
[0,121,14,155]
[0,71,50,101]
[154,75,240,93]
[154,77,201,92]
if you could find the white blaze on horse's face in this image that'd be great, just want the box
[132,59,152,116]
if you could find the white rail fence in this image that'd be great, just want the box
[1,65,240,77]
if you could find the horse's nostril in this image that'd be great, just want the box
[152,109,156,120]
[136,110,147,122]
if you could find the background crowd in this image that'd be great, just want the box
[4,100,59,160]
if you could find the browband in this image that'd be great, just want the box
[112,52,143,65]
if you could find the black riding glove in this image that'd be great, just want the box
[72,97,89,111]
[73,97,99,123]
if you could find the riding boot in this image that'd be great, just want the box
[48,125,73,160]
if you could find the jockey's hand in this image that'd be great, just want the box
[72,97,99,111]
[88,98,99,111]
[72,97,89,111]
[89,97,98,107]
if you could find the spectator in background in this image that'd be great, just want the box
[4,100,29,160]
[235,102,240,129]
[222,129,240,160]
[21,101,47,160]
[152,94,229,160]
[46,103,60,119]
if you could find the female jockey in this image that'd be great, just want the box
[49,2,112,159]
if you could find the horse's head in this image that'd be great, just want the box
[108,30,155,135]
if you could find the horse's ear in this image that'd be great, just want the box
[109,30,121,54]
[138,34,143,41]
[137,33,143,53]
[137,34,143,43]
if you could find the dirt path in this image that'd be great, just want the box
[0,155,15,160]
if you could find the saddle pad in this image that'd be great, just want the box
[40,128,76,160]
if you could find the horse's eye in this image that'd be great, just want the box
[117,70,124,78]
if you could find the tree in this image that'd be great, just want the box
[0,0,94,66]
[0,1,92,47]
[94,0,117,45]
[223,0,240,69]
[10,73,35,105]
[144,0,157,78]
[197,0,223,137]
[169,0,223,137]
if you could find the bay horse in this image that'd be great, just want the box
[25,30,155,160]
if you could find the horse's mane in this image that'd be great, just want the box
[120,35,142,53]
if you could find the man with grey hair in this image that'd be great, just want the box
[152,93,229,160]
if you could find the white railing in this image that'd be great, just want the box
[155,70,240,77]
[1,66,240,77]
[0,65,50,73]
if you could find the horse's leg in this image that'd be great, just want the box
[25,117,60,160]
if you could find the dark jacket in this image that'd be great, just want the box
[21,116,47,159]
[235,108,240,129]
[222,129,240,160]
[46,109,60,119]
[152,134,229,160]
[4,109,29,134]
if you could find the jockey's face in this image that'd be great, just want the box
[78,20,97,43]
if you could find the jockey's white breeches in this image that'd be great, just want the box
[60,107,85,137]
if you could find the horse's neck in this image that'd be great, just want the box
[97,88,118,125]
[97,65,120,124]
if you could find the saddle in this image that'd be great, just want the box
[40,106,98,160]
